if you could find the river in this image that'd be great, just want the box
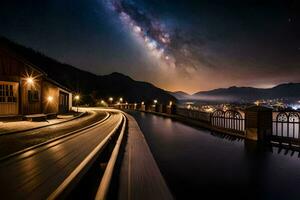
[127,111,300,200]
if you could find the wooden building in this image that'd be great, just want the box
[0,45,72,116]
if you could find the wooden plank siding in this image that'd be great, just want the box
[42,80,59,113]
[20,78,42,115]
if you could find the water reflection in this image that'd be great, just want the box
[128,111,300,200]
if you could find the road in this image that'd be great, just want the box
[0,108,124,199]
[0,110,107,158]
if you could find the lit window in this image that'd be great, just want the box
[0,84,16,103]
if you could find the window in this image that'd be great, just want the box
[0,84,16,103]
[28,90,39,102]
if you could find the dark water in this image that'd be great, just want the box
[127,111,300,200]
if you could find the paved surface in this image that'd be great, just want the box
[0,110,107,157]
[0,111,123,199]
[118,113,173,200]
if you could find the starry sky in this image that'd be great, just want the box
[0,0,299,93]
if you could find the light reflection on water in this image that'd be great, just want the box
[128,111,300,200]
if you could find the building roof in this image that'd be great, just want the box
[44,77,73,93]
[0,37,72,93]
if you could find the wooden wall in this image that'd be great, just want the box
[42,80,59,113]
[20,78,42,115]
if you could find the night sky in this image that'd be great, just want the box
[0,0,299,93]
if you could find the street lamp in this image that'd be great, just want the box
[154,99,158,104]
[75,95,80,112]
[119,97,123,103]
[141,101,144,105]
[109,97,113,106]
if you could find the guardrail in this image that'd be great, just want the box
[48,112,126,200]
[95,114,127,200]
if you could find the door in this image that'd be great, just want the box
[59,91,69,113]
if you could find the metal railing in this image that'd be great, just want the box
[272,112,300,140]
[211,110,245,132]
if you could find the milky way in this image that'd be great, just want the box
[102,0,203,76]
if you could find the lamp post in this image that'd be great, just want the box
[109,97,113,107]
[75,95,80,112]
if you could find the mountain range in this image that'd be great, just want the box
[170,83,300,102]
[2,36,299,105]
[0,37,176,105]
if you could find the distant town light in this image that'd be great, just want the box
[47,96,53,102]
[141,101,144,105]
[119,97,123,102]
[187,105,191,109]
[109,97,113,102]
[169,101,173,106]
[101,100,105,104]
[134,103,137,106]
[154,99,158,104]
[126,102,128,105]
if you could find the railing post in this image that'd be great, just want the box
[245,106,273,141]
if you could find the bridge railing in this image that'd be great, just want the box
[211,110,245,133]
[272,111,300,140]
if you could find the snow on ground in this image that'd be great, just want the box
[0,113,85,135]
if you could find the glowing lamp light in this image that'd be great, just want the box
[109,97,113,102]
[47,96,53,102]
[74,95,80,101]
[154,99,158,104]
[169,101,173,106]
[26,77,34,85]
[141,101,144,105]
[101,100,105,104]
[119,98,123,102]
